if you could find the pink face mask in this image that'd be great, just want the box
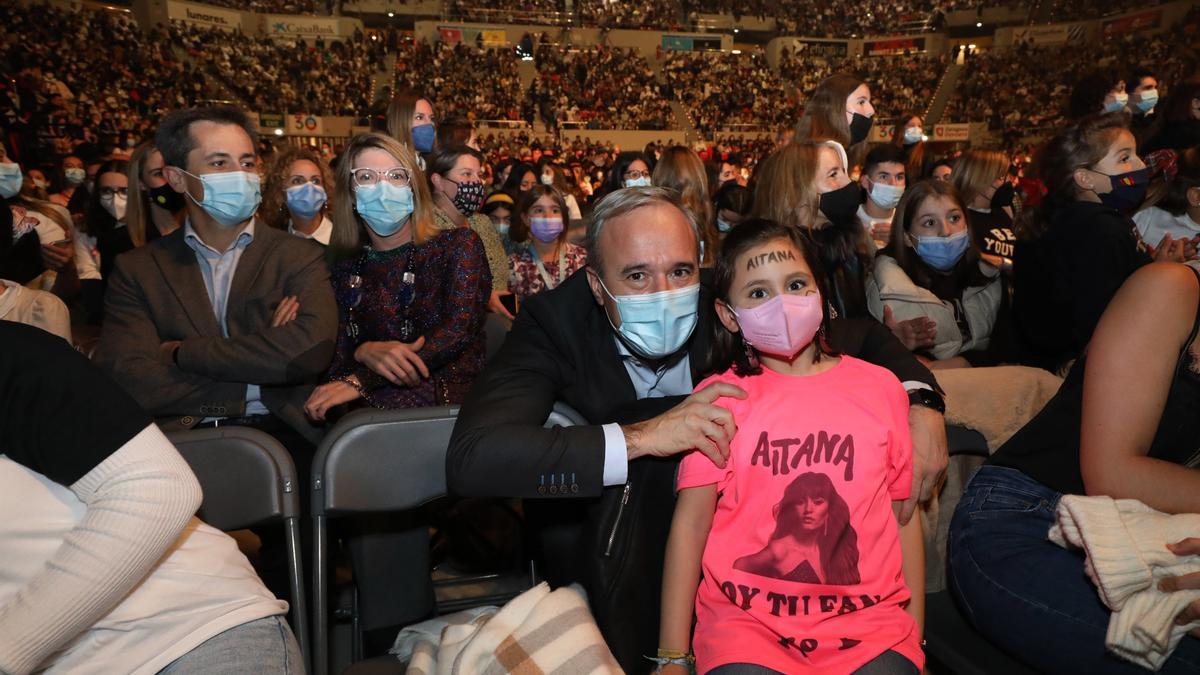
[734,293,823,357]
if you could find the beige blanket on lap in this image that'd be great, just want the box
[395,583,622,675]
[935,365,1063,451]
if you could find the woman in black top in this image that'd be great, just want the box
[1012,113,1184,373]
[947,263,1200,674]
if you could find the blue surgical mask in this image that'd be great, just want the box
[868,181,905,210]
[0,162,22,199]
[716,216,734,233]
[903,127,924,145]
[286,182,327,219]
[412,124,436,153]
[599,279,700,360]
[624,176,652,188]
[355,181,414,237]
[1103,93,1129,114]
[182,170,261,227]
[915,230,971,271]
[1134,89,1158,113]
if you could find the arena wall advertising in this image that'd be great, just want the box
[167,0,243,32]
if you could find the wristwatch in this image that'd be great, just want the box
[907,388,946,415]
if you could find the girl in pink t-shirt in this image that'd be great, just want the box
[658,219,925,675]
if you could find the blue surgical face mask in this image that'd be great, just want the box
[716,216,734,233]
[0,162,22,199]
[598,278,700,360]
[181,169,262,227]
[1103,93,1129,114]
[285,182,327,219]
[903,126,924,145]
[914,229,971,271]
[1134,89,1158,113]
[412,124,436,153]
[624,176,652,188]
[355,181,414,237]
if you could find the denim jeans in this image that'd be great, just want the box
[947,465,1200,674]
[707,650,917,675]
[158,615,303,674]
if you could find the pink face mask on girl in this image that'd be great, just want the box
[734,293,823,357]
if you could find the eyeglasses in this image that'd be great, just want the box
[99,187,128,198]
[623,170,651,180]
[350,166,410,188]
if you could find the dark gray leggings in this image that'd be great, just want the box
[707,649,918,675]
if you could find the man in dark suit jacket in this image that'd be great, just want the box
[447,187,948,671]
[94,105,336,447]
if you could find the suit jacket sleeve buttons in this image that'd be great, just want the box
[570,483,579,494]
[537,485,547,495]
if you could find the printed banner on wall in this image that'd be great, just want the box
[167,0,243,32]
[260,14,344,40]
[1012,24,1070,45]
[1101,9,1162,38]
[290,114,324,136]
[481,30,507,45]
[789,39,849,58]
[863,37,926,56]
[438,26,464,43]
[932,123,970,142]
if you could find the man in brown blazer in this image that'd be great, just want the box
[94,105,337,449]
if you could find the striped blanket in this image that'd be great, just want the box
[392,583,623,675]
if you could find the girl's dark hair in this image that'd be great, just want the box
[1019,113,1129,241]
[713,181,752,217]
[883,180,991,299]
[1067,69,1123,121]
[509,184,570,244]
[83,159,131,237]
[597,151,653,201]
[1158,79,1200,125]
[500,161,538,195]
[709,218,840,376]
[436,116,474,149]
[892,113,926,180]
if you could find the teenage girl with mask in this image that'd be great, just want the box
[658,218,924,675]
[653,146,718,266]
[1013,113,1187,373]
[506,185,586,301]
[870,180,1001,368]
[386,90,437,155]
[304,132,490,419]
[126,142,185,249]
[951,149,1016,270]
[426,145,514,319]
[795,73,876,166]
[261,146,333,246]
[752,140,873,319]
[595,151,654,203]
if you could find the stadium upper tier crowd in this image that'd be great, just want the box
[4,2,1200,675]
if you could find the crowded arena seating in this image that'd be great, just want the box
[576,0,682,29]
[662,49,794,134]
[531,45,674,130]
[394,41,525,121]
[173,24,386,117]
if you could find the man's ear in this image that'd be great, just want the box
[162,166,190,197]
[585,266,606,307]
[860,175,872,192]
[715,298,741,335]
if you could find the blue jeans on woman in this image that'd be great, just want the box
[947,465,1200,674]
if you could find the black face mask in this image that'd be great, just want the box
[849,112,874,145]
[990,182,1015,211]
[148,183,186,214]
[819,182,863,227]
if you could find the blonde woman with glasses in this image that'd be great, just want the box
[304,132,492,419]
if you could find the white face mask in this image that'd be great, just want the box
[868,181,905,211]
[101,193,127,221]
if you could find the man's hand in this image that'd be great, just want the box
[160,340,182,366]
[304,380,362,422]
[898,404,949,526]
[354,336,428,387]
[1159,538,1200,638]
[622,382,748,468]
[271,295,299,327]
[884,306,937,351]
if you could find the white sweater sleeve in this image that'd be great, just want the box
[0,424,202,675]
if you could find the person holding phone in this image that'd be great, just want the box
[506,185,587,302]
